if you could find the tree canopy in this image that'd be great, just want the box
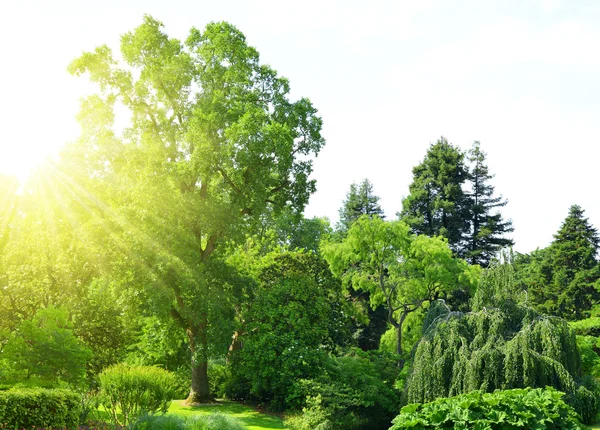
[65,15,325,403]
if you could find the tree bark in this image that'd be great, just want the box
[184,323,214,404]
[186,359,212,404]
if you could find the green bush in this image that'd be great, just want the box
[129,412,245,430]
[99,363,177,426]
[286,350,401,430]
[0,388,81,429]
[390,387,584,429]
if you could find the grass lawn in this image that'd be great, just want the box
[168,399,287,430]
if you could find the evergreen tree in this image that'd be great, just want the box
[465,141,514,267]
[552,205,599,278]
[400,137,470,257]
[337,179,384,234]
[519,205,600,319]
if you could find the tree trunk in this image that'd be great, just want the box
[186,359,212,404]
[184,323,214,404]
[396,311,409,369]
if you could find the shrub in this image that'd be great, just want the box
[390,387,584,429]
[286,349,401,430]
[0,388,80,429]
[99,364,177,426]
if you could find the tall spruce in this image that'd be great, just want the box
[465,141,514,267]
[335,179,387,351]
[518,205,600,319]
[400,137,470,257]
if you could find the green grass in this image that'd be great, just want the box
[168,400,286,430]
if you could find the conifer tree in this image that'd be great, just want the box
[337,179,384,234]
[465,141,514,267]
[400,137,470,257]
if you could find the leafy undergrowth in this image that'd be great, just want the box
[168,400,286,430]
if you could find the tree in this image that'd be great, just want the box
[399,137,470,256]
[405,263,599,424]
[323,215,477,364]
[229,251,350,410]
[3,306,92,385]
[337,179,384,235]
[517,205,600,319]
[465,141,514,266]
[66,15,324,403]
[336,179,387,351]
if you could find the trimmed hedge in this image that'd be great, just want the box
[390,387,584,429]
[0,388,80,429]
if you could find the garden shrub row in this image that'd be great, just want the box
[0,388,80,429]
[390,387,584,429]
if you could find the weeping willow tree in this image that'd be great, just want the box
[405,262,599,424]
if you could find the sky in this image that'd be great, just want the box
[0,0,599,254]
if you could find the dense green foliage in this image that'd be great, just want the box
[324,215,478,359]
[99,364,177,426]
[406,263,599,423]
[2,306,92,386]
[65,14,325,402]
[0,388,81,429]
[227,252,350,410]
[286,349,401,430]
[518,205,600,319]
[391,387,584,429]
[335,179,388,351]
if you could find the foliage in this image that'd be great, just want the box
[0,388,81,429]
[336,178,384,235]
[286,349,401,430]
[98,364,177,426]
[66,14,324,403]
[465,141,514,266]
[323,215,478,359]
[2,306,92,386]
[130,413,245,430]
[228,251,350,410]
[399,137,470,256]
[517,205,600,319]
[571,317,600,337]
[390,387,584,429]
[577,336,600,379]
[334,178,388,351]
[406,263,599,423]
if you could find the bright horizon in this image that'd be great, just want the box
[1,0,599,254]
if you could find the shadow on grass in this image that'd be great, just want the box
[169,400,286,430]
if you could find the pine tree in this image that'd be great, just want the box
[337,179,384,234]
[466,141,514,267]
[400,137,470,257]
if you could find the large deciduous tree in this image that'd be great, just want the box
[66,15,324,403]
[465,141,514,266]
[323,216,477,365]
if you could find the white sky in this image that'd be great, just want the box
[0,0,598,254]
